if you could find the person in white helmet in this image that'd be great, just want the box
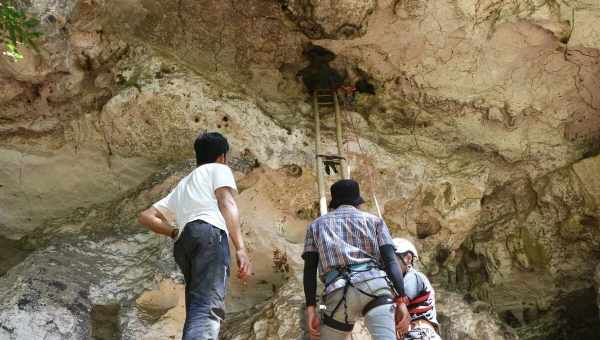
[393,238,441,340]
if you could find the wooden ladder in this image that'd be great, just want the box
[313,89,350,216]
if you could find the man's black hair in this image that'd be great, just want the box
[194,132,229,166]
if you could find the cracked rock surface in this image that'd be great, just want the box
[1,0,599,339]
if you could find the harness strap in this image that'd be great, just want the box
[408,305,434,315]
[323,294,394,332]
[328,281,350,322]
[361,295,394,316]
[322,313,354,332]
[351,283,379,299]
[323,264,392,332]
[407,291,431,307]
[324,264,379,287]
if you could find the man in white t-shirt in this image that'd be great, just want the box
[138,132,251,340]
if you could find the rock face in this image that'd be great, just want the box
[0,0,157,238]
[0,233,173,340]
[437,289,518,340]
[220,275,306,340]
[596,264,600,321]
[1,0,600,339]
[221,275,517,340]
[280,0,377,39]
[447,155,600,339]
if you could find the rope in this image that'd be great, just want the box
[340,93,383,219]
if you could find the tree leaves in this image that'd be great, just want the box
[0,0,42,61]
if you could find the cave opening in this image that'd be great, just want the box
[0,236,31,277]
[297,44,343,95]
[549,287,600,340]
[355,78,375,94]
[91,304,121,340]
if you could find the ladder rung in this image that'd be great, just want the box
[317,154,345,160]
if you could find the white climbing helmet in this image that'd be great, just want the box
[392,238,418,259]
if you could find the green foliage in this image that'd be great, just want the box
[0,0,42,61]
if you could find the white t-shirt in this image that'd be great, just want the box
[153,163,237,238]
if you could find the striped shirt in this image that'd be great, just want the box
[303,205,395,282]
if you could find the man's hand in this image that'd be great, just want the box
[395,302,410,338]
[306,306,320,340]
[216,186,252,282]
[236,248,252,281]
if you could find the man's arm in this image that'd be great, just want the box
[215,186,251,280]
[138,207,178,239]
[380,244,410,336]
[380,244,405,296]
[302,251,320,339]
[375,217,410,335]
[302,252,319,306]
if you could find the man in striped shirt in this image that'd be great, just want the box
[303,179,410,340]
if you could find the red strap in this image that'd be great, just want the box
[408,291,431,307]
[408,305,433,315]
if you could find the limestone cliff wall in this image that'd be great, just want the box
[1,1,599,339]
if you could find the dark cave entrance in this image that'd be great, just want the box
[91,304,121,340]
[0,236,31,277]
[549,287,600,340]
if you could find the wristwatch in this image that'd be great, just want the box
[170,228,179,239]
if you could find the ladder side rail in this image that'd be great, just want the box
[313,92,328,216]
[333,91,349,179]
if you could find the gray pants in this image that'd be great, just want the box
[321,277,396,340]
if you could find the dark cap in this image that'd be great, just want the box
[329,179,365,209]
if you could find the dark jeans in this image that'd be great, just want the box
[174,220,230,340]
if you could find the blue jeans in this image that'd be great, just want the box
[174,220,230,340]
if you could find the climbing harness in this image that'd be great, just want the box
[403,272,440,338]
[407,291,434,316]
[321,262,395,332]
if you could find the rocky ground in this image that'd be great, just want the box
[1,0,599,339]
